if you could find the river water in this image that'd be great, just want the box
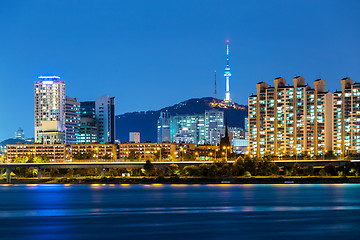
[0,184,359,239]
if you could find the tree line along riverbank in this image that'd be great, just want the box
[1,156,360,184]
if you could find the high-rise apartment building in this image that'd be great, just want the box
[248,76,333,157]
[333,78,360,155]
[65,97,80,144]
[34,76,65,144]
[157,112,171,142]
[95,95,115,143]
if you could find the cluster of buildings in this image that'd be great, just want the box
[248,76,360,157]
[6,142,214,162]
[34,76,115,145]
[157,110,248,150]
[156,40,248,151]
[3,40,252,162]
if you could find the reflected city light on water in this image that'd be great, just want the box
[170,184,187,187]
[0,184,359,239]
[152,184,163,187]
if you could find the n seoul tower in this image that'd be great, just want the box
[224,40,231,102]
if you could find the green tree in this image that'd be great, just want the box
[67,169,74,177]
[292,163,301,176]
[143,160,155,176]
[182,166,200,176]
[244,171,252,177]
[199,164,210,177]
[0,155,7,163]
[207,164,219,177]
[232,156,245,176]
[166,164,180,176]
[323,164,337,176]
[13,156,29,163]
[33,155,49,163]
[304,165,314,176]
[219,164,231,177]
[243,157,257,175]
[257,160,272,176]
[128,150,137,160]
[50,169,60,178]
[213,159,228,168]
[32,168,38,177]
[270,164,280,176]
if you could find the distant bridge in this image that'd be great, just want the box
[0,159,354,183]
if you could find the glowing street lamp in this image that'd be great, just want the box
[293,145,297,161]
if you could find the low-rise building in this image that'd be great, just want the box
[118,142,177,160]
[70,143,118,160]
[6,144,69,162]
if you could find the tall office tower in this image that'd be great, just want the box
[224,40,232,102]
[205,109,224,145]
[129,132,140,143]
[80,101,96,119]
[248,76,333,157]
[79,101,97,143]
[333,78,360,155]
[95,95,115,143]
[34,76,65,144]
[244,117,249,140]
[14,128,25,140]
[157,112,171,142]
[170,114,205,145]
[65,97,80,144]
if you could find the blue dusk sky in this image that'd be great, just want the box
[0,0,359,140]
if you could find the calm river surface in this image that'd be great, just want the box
[0,184,360,239]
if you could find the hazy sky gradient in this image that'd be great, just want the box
[1,0,360,140]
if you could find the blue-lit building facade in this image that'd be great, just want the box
[157,112,171,142]
[95,95,115,143]
[65,97,80,144]
[167,110,224,145]
[78,95,115,144]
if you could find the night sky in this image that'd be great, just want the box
[0,0,359,140]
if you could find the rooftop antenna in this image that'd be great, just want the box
[214,70,217,100]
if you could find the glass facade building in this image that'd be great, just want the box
[65,97,80,144]
[157,112,171,142]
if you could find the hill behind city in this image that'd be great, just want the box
[115,97,248,142]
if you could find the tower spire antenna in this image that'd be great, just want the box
[224,40,231,102]
[214,70,217,100]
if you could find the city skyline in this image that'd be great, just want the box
[1,1,360,141]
